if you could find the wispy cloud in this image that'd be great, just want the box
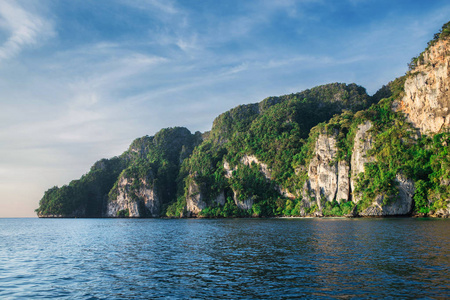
[1,0,450,217]
[121,0,180,15]
[0,0,54,62]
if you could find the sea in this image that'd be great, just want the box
[0,218,449,299]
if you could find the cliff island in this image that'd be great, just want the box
[37,22,450,219]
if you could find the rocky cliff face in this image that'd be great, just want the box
[223,156,265,211]
[185,180,226,217]
[106,176,160,217]
[431,203,450,218]
[398,39,450,134]
[302,120,416,216]
[36,22,450,219]
[303,133,350,207]
[359,174,415,216]
[350,121,375,203]
[186,154,282,215]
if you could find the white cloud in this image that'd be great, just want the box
[2,0,450,217]
[0,0,54,62]
[121,0,179,15]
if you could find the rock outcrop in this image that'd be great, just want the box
[336,161,350,203]
[350,121,375,203]
[359,174,415,216]
[186,180,225,216]
[223,155,276,211]
[431,205,450,218]
[106,176,160,217]
[303,132,350,207]
[398,39,450,134]
[302,121,416,216]
[233,192,254,210]
[241,155,272,179]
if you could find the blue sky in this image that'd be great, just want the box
[1,0,449,217]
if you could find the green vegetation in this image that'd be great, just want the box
[409,21,450,71]
[36,77,450,218]
[36,21,450,218]
[36,157,126,217]
[322,200,355,217]
[117,209,130,218]
[36,127,201,217]
[172,83,376,218]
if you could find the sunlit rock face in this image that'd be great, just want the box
[106,176,160,218]
[303,133,349,207]
[350,121,375,204]
[398,39,450,134]
[359,174,415,217]
[301,121,416,216]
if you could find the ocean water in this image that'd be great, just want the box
[0,218,449,299]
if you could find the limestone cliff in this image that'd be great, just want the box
[36,22,450,219]
[303,133,350,207]
[106,175,160,217]
[398,39,450,134]
[350,121,375,203]
[240,155,272,179]
[359,174,415,217]
[302,120,416,217]
[185,179,225,216]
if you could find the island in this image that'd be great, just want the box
[36,21,450,219]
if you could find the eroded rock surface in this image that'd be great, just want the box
[351,121,375,203]
[106,176,159,217]
[186,180,226,216]
[398,39,450,134]
[303,133,350,207]
[241,155,272,179]
[359,174,415,216]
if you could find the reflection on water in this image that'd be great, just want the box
[0,218,449,299]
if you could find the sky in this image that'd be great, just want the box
[1,0,450,217]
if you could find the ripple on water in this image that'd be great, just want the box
[0,218,449,299]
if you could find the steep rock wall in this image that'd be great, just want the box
[223,156,270,210]
[240,155,297,199]
[106,176,160,217]
[350,121,375,203]
[303,133,350,207]
[303,121,415,216]
[185,180,225,216]
[398,39,450,134]
[349,122,415,216]
[359,174,415,216]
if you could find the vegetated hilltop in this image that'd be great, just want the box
[36,21,450,218]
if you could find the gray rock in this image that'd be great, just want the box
[350,121,375,203]
[398,39,450,134]
[106,176,160,217]
[186,180,227,216]
[303,132,351,207]
[360,174,415,216]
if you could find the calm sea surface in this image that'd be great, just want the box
[0,218,449,299]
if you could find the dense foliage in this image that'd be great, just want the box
[36,22,450,218]
[36,76,450,218]
[164,83,378,218]
[37,127,201,217]
[36,157,126,216]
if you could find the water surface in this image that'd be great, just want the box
[1,218,449,299]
